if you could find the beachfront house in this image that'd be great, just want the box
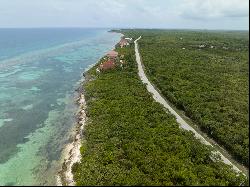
[119,39,129,48]
[107,50,119,60]
[100,60,116,71]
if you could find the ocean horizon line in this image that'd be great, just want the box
[0,27,248,32]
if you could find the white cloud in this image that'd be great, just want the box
[180,0,249,20]
[0,0,248,29]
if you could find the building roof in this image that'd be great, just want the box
[125,37,133,40]
[107,50,118,57]
[100,60,116,70]
[119,39,128,45]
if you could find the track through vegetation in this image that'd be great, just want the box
[72,33,247,185]
[122,29,249,167]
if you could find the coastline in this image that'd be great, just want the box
[56,33,121,186]
[56,77,88,186]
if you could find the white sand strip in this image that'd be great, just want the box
[57,93,87,186]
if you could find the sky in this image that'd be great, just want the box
[0,0,249,30]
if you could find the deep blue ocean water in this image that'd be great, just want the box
[0,28,121,185]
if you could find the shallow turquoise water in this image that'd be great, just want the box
[0,29,121,185]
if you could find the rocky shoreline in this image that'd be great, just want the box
[56,32,121,186]
[56,78,88,186]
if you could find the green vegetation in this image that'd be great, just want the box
[72,39,247,185]
[122,29,249,166]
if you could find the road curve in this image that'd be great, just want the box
[134,36,243,174]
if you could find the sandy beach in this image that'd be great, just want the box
[56,92,87,186]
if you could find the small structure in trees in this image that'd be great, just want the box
[119,39,130,48]
[100,60,116,71]
[107,50,119,60]
[120,54,125,59]
[96,68,100,73]
[125,37,133,41]
[199,44,206,48]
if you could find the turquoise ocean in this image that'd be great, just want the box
[0,28,121,185]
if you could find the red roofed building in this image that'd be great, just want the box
[119,39,129,48]
[107,50,118,59]
[100,60,116,71]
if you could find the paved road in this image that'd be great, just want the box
[134,36,243,174]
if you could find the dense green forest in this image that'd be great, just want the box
[121,29,249,166]
[72,40,247,185]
